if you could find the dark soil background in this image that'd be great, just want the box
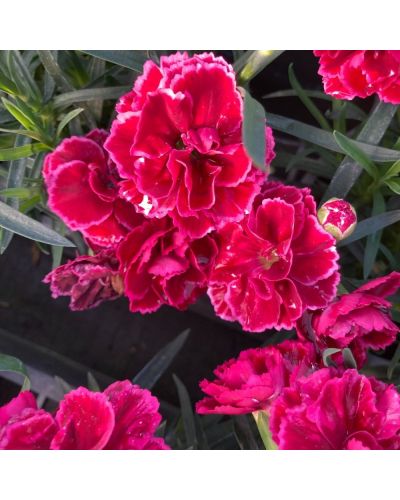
[0,50,323,406]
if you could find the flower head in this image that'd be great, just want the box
[296,272,400,367]
[43,249,124,311]
[117,216,218,313]
[43,129,141,247]
[317,198,357,241]
[270,368,400,449]
[208,182,340,332]
[314,50,400,103]
[51,381,169,450]
[0,392,56,450]
[196,340,317,415]
[105,52,275,238]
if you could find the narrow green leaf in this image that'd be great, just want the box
[1,97,36,130]
[388,342,400,380]
[266,111,400,162]
[11,51,42,104]
[0,135,30,253]
[54,376,73,395]
[0,142,48,161]
[0,187,32,198]
[288,63,331,132]
[339,210,400,247]
[0,69,18,95]
[236,50,284,83]
[56,108,84,137]
[385,178,400,195]
[81,51,146,72]
[333,131,379,180]
[383,159,400,180]
[0,199,75,247]
[363,191,385,279]
[324,102,397,200]
[132,329,190,390]
[0,353,30,391]
[242,89,266,170]
[0,127,42,141]
[173,374,197,450]
[51,244,63,269]
[54,86,129,108]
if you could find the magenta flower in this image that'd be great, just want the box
[43,249,124,311]
[317,198,357,241]
[196,340,317,415]
[296,272,400,367]
[270,368,400,449]
[0,392,56,450]
[43,129,142,248]
[105,51,275,238]
[208,182,340,332]
[51,381,168,450]
[314,50,400,103]
[117,216,218,313]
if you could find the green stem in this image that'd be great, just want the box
[252,411,277,450]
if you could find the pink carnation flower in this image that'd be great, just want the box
[208,182,340,332]
[196,340,317,415]
[43,249,124,311]
[0,392,56,449]
[51,380,169,450]
[270,368,400,449]
[117,216,218,313]
[43,129,141,247]
[314,50,400,103]
[105,51,275,238]
[297,272,400,367]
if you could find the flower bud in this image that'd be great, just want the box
[318,198,357,241]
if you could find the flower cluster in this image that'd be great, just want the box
[314,50,400,104]
[44,51,341,330]
[0,381,168,450]
[40,52,400,449]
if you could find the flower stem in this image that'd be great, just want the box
[252,411,277,450]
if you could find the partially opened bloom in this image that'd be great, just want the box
[0,392,56,450]
[314,50,400,103]
[208,182,340,332]
[51,380,169,450]
[196,340,317,415]
[105,51,275,238]
[270,368,400,449]
[117,216,218,313]
[296,272,400,367]
[43,129,141,247]
[317,198,357,241]
[43,249,124,311]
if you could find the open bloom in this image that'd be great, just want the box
[51,381,168,450]
[43,129,141,247]
[0,392,56,450]
[43,249,124,311]
[105,51,275,238]
[270,368,400,449]
[314,50,400,103]
[196,340,317,415]
[118,216,218,313]
[296,272,400,367]
[208,182,340,332]
[0,381,168,450]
